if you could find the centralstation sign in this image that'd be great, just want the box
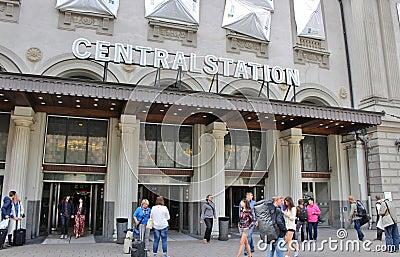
[72,38,300,87]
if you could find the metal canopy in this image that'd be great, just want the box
[294,0,325,40]
[55,0,120,17]
[145,0,200,25]
[0,73,382,128]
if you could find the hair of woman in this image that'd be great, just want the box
[155,196,164,206]
[284,196,295,210]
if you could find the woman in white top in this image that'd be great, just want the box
[151,196,170,257]
[283,196,299,257]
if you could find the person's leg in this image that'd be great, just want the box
[60,216,66,236]
[393,223,399,252]
[204,218,212,242]
[313,222,318,240]
[161,227,168,254]
[144,227,151,250]
[236,233,247,257]
[267,241,275,257]
[248,225,255,251]
[286,231,294,256]
[377,228,383,240]
[308,222,313,240]
[275,237,286,257]
[65,216,70,236]
[303,222,308,241]
[384,225,394,252]
[295,221,302,242]
[354,219,364,240]
[153,229,161,254]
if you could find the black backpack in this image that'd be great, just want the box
[297,206,308,222]
[356,200,367,217]
[254,200,279,243]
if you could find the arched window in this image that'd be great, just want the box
[58,70,102,81]
[301,97,329,107]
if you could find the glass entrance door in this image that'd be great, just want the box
[302,180,330,226]
[40,182,104,235]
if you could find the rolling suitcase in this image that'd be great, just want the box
[13,221,26,246]
[0,228,7,250]
[131,239,146,257]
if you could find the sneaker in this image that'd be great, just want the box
[64,235,68,239]
[294,250,300,257]
[244,253,248,256]
[60,235,64,239]
[202,239,207,244]
[251,249,255,253]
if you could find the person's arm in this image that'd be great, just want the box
[133,207,140,224]
[20,201,25,219]
[200,203,205,221]
[165,207,170,221]
[288,207,296,221]
[276,211,286,232]
[379,202,387,216]
[1,198,11,218]
[315,205,321,215]
[348,203,355,222]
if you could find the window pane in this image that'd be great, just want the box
[252,131,267,171]
[224,134,235,169]
[176,126,192,168]
[316,136,329,172]
[139,123,157,167]
[65,118,87,164]
[157,125,175,167]
[44,116,67,163]
[234,130,251,170]
[301,136,316,171]
[87,120,108,165]
[0,114,10,162]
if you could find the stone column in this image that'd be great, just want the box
[281,128,304,203]
[4,107,35,201]
[205,122,228,219]
[116,115,140,228]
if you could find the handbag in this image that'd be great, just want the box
[376,217,384,230]
[146,217,153,229]
[382,202,395,228]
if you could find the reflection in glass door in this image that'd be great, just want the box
[302,181,330,226]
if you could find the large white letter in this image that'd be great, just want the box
[247,62,261,81]
[95,40,111,62]
[234,60,249,79]
[154,48,169,69]
[286,68,300,86]
[219,57,233,77]
[271,66,285,84]
[263,65,271,82]
[189,53,202,73]
[136,46,152,66]
[172,51,188,71]
[114,43,133,64]
[203,55,218,75]
[72,38,91,59]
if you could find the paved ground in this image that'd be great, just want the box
[0,228,396,257]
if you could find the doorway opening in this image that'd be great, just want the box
[302,180,331,226]
[40,182,104,236]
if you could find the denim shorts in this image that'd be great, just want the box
[239,227,250,235]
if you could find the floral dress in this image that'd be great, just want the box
[74,206,85,236]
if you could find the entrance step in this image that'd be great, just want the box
[42,234,96,244]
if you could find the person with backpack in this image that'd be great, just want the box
[348,195,364,241]
[200,194,216,244]
[267,196,287,257]
[306,197,320,241]
[379,198,399,253]
[295,199,307,242]
[235,199,255,257]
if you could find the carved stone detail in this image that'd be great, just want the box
[0,63,6,72]
[58,11,114,35]
[122,64,136,73]
[0,0,20,23]
[26,47,42,62]
[293,37,330,69]
[147,19,198,47]
[339,87,348,99]
[226,30,269,58]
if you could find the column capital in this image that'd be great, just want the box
[206,122,228,139]
[119,115,139,133]
[280,128,304,144]
[11,115,35,127]
[208,129,228,140]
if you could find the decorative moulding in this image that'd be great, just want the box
[147,19,198,47]
[26,47,42,63]
[0,0,20,23]
[57,11,115,35]
[293,37,330,69]
[226,30,269,59]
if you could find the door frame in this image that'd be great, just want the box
[301,178,331,226]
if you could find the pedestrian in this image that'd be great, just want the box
[151,196,170,257]
[295,199,307,242]
[283,196,299,257]
[267,196,287,257]
[347,195,364,241]
[1,191,15,247]
[200,194,216,244]
[306,197,320,241]
[8,193,25,245]
[238,192,257,255]
[379,198,399,253]
[235,199,254,257]
[133,199,152,251]
[74,197,86,239]
[58,194,74,239]
[374,195,384,241]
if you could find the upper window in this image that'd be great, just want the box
[224,130,267,171]
[145,0,200,26]
[139,123,193,168]
[0,113,10,163]
[293,0,325,40]
[44,116,108,166]
[301,135,329,172]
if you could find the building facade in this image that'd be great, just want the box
[0,0,396,239]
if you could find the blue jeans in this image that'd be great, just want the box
[267,237,285,257]
[353,219,364,240]
[244,225,255,253]
[60,215,70,235]
[153,227,168,254]
[308,222,318,240]
[384,223,399,252]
